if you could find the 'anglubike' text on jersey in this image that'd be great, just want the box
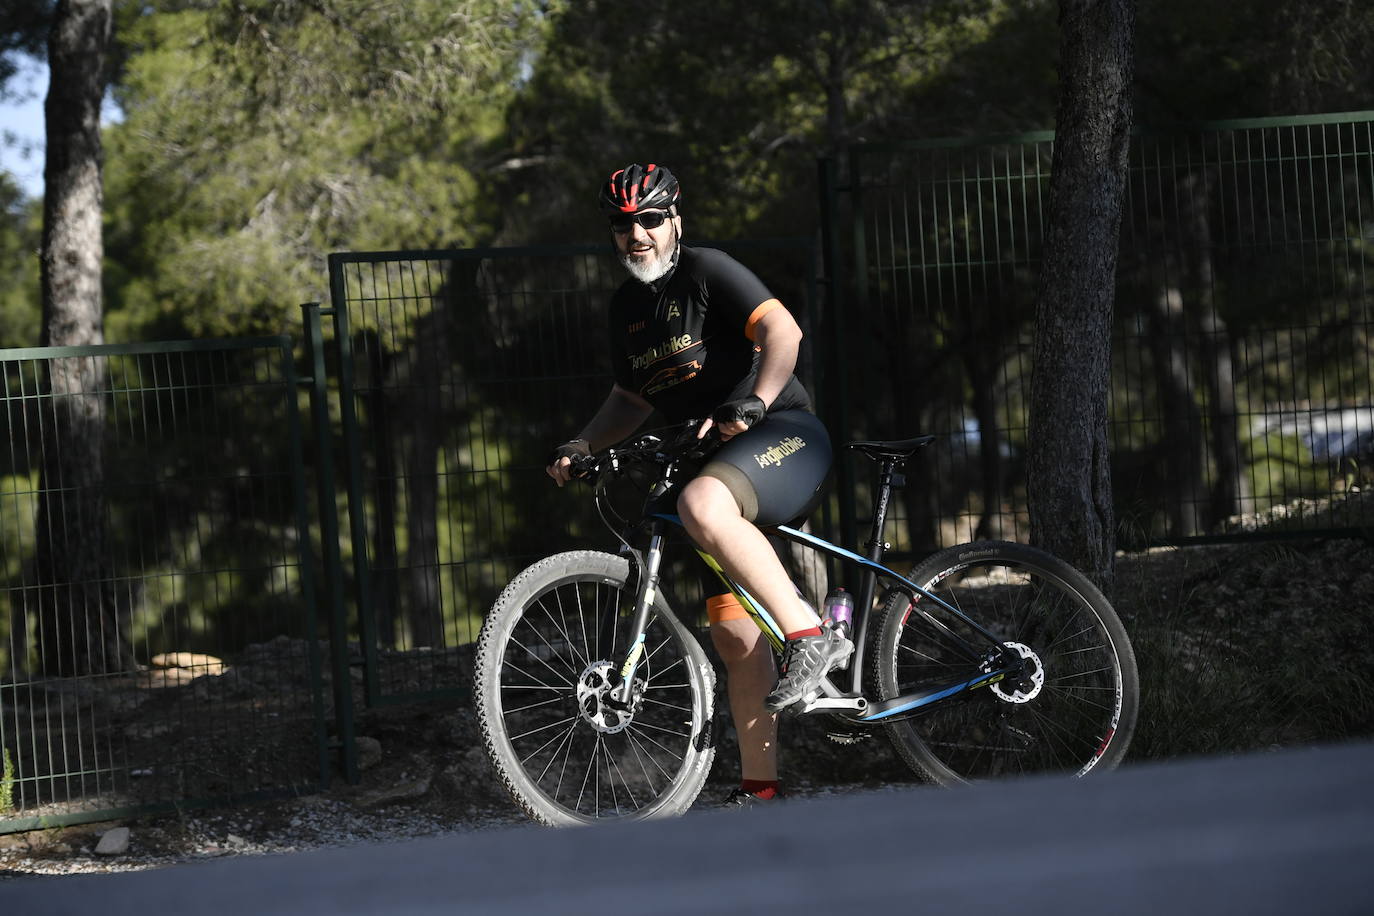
[608,245,810,422]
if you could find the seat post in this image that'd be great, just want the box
[865,458,904,562]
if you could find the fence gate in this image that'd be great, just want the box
[322,240,820,710]
[0,338,329,833]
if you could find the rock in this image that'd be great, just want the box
[94,827,130,856]
[356,736,383,771]
[149,652,225,675]
[352,773,433,810]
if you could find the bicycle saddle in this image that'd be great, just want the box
[845,436,936,461]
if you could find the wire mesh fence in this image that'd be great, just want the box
[838,112,1374,553]
[0,339,327,831]
[3,112,1369,832]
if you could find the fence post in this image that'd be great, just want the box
[281,336,334,788]
[818,156,858,551]
[326,255,383,708]
[302,303,359,785]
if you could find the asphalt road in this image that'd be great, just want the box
[6,740,1373,915]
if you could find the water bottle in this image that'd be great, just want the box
[822,587,854,641]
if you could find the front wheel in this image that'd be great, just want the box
[870,541,1138,785]
[474,550,715,825]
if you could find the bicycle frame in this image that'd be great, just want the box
[606,449,1027,725]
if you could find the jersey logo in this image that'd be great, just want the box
[666,301,681,320]
[630,333,697,370]
[644,361,702,396]
[627,319,647,333]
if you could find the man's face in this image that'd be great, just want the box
[611,209,679,283]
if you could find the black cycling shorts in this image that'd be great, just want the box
[697,409,832,527]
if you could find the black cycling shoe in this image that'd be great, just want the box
[764,628,854,712]
[720,787,786,808]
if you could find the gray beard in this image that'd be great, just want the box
[618,227,679,284]
[619,249,675,284]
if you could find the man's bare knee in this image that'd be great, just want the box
[679,477,738,541]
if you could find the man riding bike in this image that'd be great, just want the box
[546,163,848,806]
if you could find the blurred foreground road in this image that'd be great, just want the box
[6,740,1373,915]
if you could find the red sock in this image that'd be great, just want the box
[785,626,822,640]
[740,779,779,799]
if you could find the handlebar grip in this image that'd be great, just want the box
[567,454,600,478]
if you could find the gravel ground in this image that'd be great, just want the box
[0,797,522,880]
[0,685,921,881]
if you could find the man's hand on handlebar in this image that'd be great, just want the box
[699,395,765,442]
[546,438,591,488]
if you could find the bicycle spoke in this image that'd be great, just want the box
[505,635,577,688]
[538,593,591,671]
[524,718,579,771]
[504,695,567,716]
[626,720,692,741]
[509,714,580,744]
[624,723,687,762]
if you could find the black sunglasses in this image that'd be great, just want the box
[609,210,673,233]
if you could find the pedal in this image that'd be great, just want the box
[795,695,867,715]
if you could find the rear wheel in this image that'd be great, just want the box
[474,550,715,825]
[870,541,1138,785]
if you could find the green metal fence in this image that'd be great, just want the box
[828,111,1374,554]
[323,241,819,706]
[0,339,329,832]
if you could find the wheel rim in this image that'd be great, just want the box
[493,577,703,820]
[889,559,1125,781]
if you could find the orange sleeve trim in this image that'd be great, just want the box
[706,593,750,624]
[744,298,784,342]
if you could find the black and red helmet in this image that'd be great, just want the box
[598,163,680,214]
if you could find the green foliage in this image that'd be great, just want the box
[0,746,13,813]
[0,172,40,348]
[497,0,1038,245]
[103,1,549,340]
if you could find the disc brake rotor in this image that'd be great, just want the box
[991,641,1044,704]
[575,661,645,734]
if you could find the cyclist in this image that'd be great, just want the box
[547,163,848,806]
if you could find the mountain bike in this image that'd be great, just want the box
[474,422,1139,826]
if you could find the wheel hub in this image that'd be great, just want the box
[991,641,1044,704]
[575,660,645,734]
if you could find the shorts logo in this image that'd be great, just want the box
[754,436,806,469]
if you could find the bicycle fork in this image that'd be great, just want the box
[607,523,667,709]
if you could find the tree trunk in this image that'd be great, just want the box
[962,347,1006,542]
[1147,279,1207,538]
[1027,0,1136,589]
[1176,171,1250,529]
[35,0,122,676]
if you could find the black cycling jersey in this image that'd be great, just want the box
[608,245,810,423]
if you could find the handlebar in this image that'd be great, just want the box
[563,420,718,483]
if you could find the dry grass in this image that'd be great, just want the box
[1115,538,1374,760]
